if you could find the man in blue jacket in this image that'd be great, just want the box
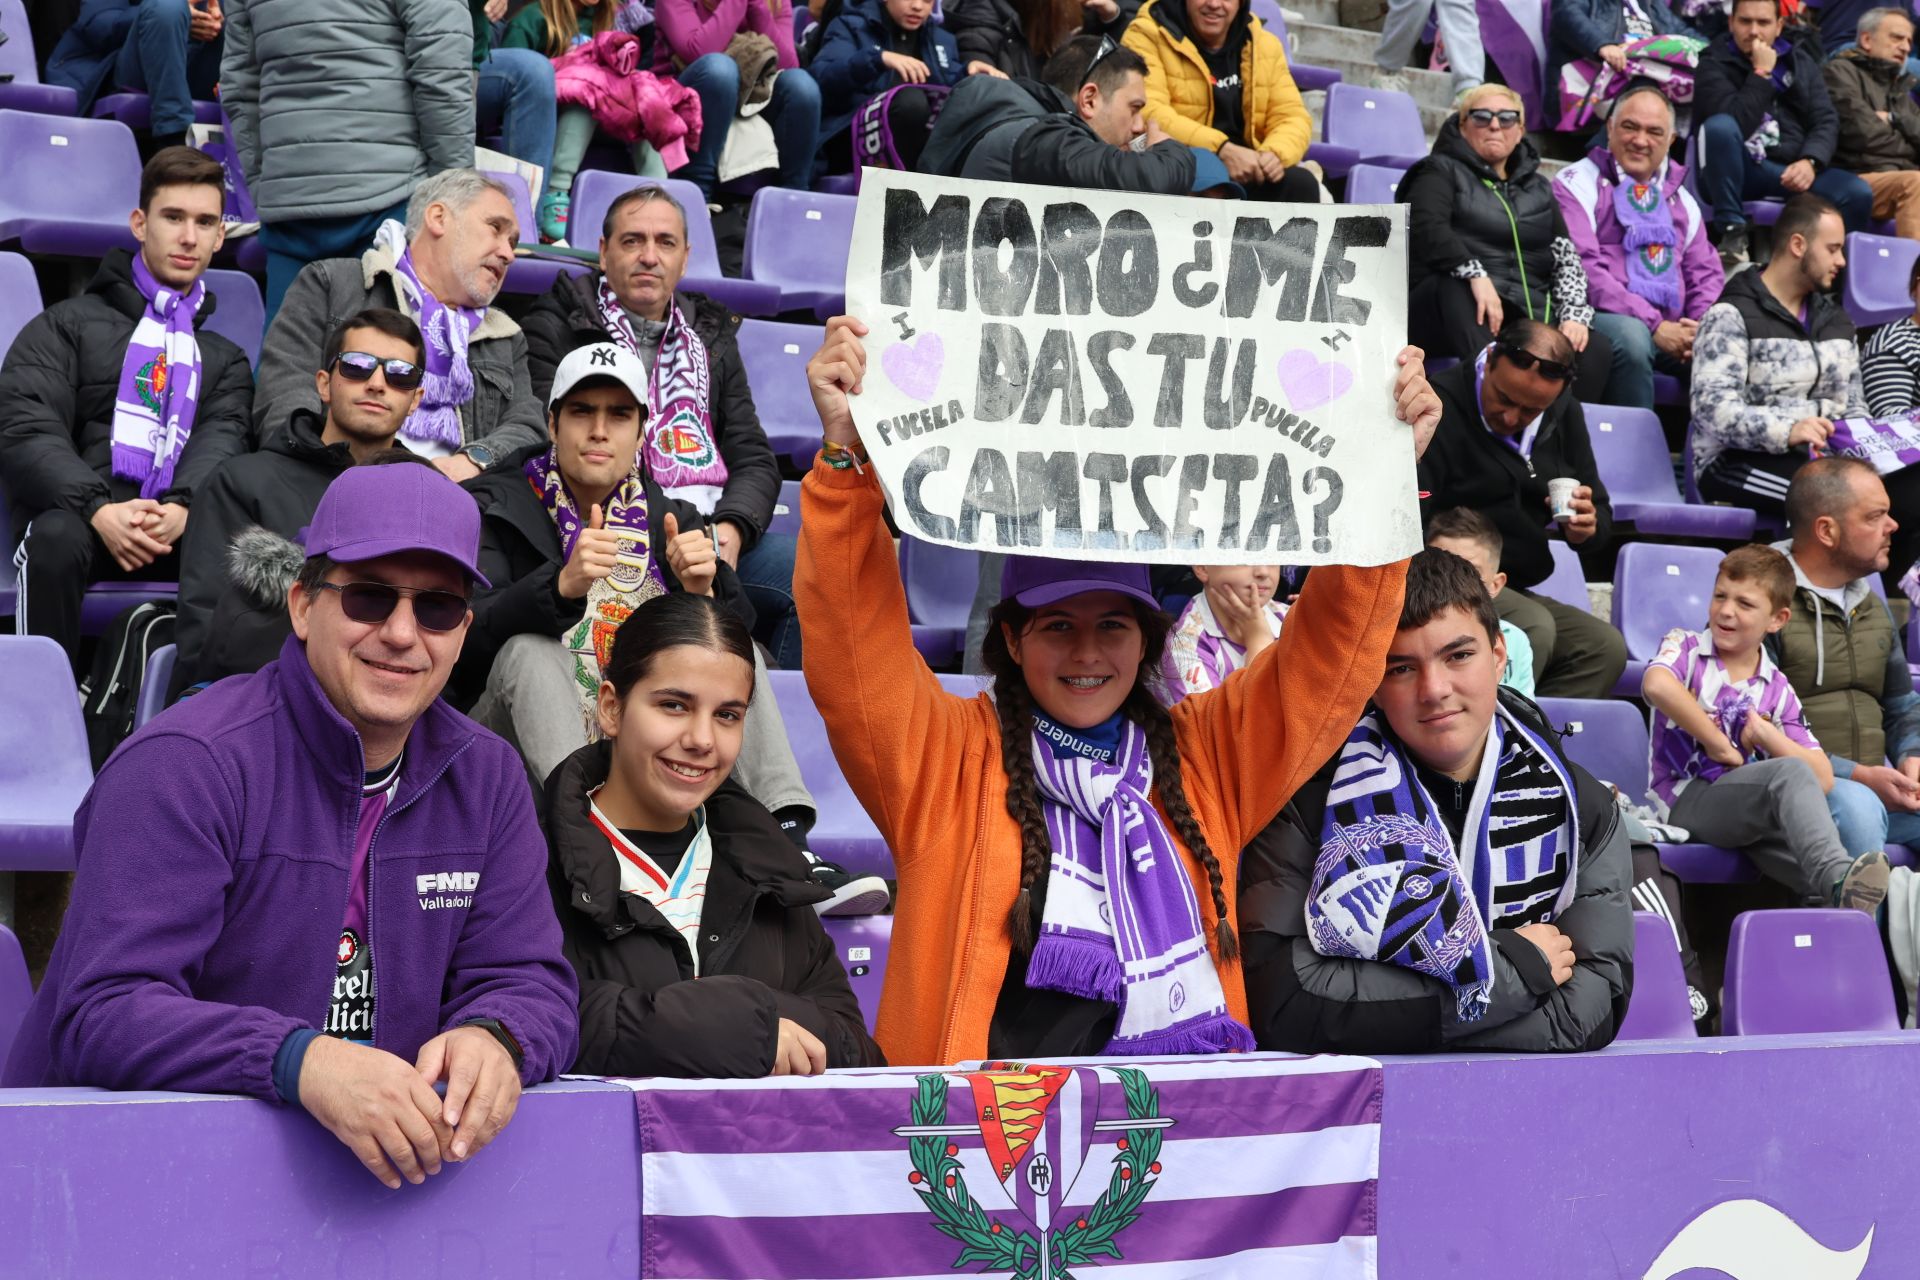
[47,0,223,147]
[4,463,580,1193]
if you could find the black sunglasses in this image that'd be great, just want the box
[316,581,469,632]
[1495,341,1575,383]
[1086,34,1121,81]
[1466,108,1523,129]
[332,350,425,391]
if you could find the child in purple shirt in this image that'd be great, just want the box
[1641,545,1887,910]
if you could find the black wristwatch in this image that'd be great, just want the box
[460,443,496,469]
[461,1017,525,1070]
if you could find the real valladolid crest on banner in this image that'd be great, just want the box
[844,170,1421,567]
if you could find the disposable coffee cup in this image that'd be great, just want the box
[1548,477,1579,523]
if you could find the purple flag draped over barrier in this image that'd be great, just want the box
[1827,417,1920,476]
[1476,0,1549,123]
[618,1055,1382,1279]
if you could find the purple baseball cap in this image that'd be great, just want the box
[303,463,491,589]
[1000,556,1158,609]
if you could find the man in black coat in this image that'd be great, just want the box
[170,308,426,696]
[1419,318,1628,699]
[1694,0,1876,263]
[0,148,253,666]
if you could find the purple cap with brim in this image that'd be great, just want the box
[1000,556,1158,610]
[303,463,491,589]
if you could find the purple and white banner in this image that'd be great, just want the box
[618,1054,1382,1279]
[1476,0,1549,124]
[1827,417,1920,477]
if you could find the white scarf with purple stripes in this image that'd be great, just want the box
[1025,714,1255,1056]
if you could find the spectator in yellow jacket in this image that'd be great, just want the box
[1121,0,1321,200]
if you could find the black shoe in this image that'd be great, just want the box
[1712,223,1750,273]
[807,860,891,916]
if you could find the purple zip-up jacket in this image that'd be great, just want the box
[1551,146,1725,332]
[653,0,800,74]
[4,634,579,1099]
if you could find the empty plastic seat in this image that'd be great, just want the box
[821,914,890,1033]
[766,480,802,540]
[80,581,178,636]
[201,269,265,366]
[1843,233,1920,329]
[0,110,142,256]
[743,188,857,320]
[0,923,31,1077]
[0,249,43,364]
[0,635,94,871]
[1615,911,1698,1040]
[1610,541,1725,696]
[735,318,827,465]
[1531,540,1590,613]
[1722,908,1899,1034]
[1344,163,1407,205]
[570,172,782,316]
[133,645,177,730]
[1321,83,1427,172]
[1582,403,1755,541]
[90,93,222,129]
[481,168,582,296]
[0,0,78,115]
[900,537,978,669]
[764,670,892,879]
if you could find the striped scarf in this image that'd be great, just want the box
[596,282,729,511]
[109,253,205,500]
[379,220,484,451]
[590,791,713,975]
[1310,704,1578,1022]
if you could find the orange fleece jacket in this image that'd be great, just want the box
[794,459,1409,1068]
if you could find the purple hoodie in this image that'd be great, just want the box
[4,635,579,1099]
[653,0,800,74]
[1551,146,1725,331]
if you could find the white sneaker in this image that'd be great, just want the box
[809,860,892,916]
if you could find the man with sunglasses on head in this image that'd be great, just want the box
[6,463,580,1194]
[1418,317,1629,699]
[170,308,428,697]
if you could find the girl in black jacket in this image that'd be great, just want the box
[544,592,884,1077]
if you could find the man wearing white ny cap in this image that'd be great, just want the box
[458,345,885,914]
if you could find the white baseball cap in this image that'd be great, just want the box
[547,342,650,412]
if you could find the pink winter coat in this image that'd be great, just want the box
[553,32,705,170]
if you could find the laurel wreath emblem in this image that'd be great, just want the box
[905,1068,1164,1279]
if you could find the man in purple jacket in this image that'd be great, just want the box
[1551,85,1725,410]
[4,463,579,1192]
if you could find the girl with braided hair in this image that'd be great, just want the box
[793,315,1442,1066]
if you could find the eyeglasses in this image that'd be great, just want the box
[1465,108,1523,129]
[1494,341,1575,383]
[316,581,469,632]
[332,351,425,391]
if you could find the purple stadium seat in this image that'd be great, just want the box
[743,188,857,320]
[1650,373,1684,407]
[1610,540,1724,696]
[1321,84,1427,173]
[80,581,178,635]
[481,169,582,295]
[133,645,176,730]
[1254,4,1342,93]
[735,318,826,465]
[201,268,265,366]
[0,109,142,256]
[764,669,893,879]
[0,249,43,362]
[817,172,860,197]
[0,486,17,616]
[0,923,30,1073]
[1581,403,1756,541]
[1722,908,1900,1034]
[569,172,782,316]
[1843,233,1920,328]
[1531,540,1589,612]
[1616,911,1699,1040]
[938,672,988,698]
[0,0,78,114]
[1344,163,1406,205]
[901,536,978,668]
[0,635,93,871]
[767,480,801,540]
[822,915,890,1032]
[1534,696,1756,883]
[91,93,222,129]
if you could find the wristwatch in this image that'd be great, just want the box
[461,1017,525,1070]
[460,443,496,469]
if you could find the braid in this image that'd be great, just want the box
[1127,685,1239,963]
[983,609,1055,955]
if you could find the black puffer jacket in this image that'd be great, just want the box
[545,742,885,1076]
[921,75,1196,192]
[0,249,255,537]
[454,442,754,707]
[1400,118,1566,322]
[519,275,780,552]
[1239,689,1634,1055]
[1694,28,1838,168]
[943,0,1138,80]
[171,409,357,695]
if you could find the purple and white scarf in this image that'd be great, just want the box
[1742,40,1793,162]
[597,281,730,511]
[1025,713,1255,1056]
[377,221,485,452]
[1310,705,1577,1022]
[110,253,206,500]
[1611,162,1685,317]
[1827,415,1920,477]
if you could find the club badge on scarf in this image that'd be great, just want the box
[377,220,486,452]
[596,282,730,511]
[110,253,206,500]
[1309,704,1577,1021]
[1026,714,1255,1056]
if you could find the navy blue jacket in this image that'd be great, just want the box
[809,0,963,138]
[1547,0,1698,109]
[1693,27,1839,168]
[46,0,141,114]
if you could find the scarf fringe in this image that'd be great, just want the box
[112,442,155,485]
[1108,1012,1256,1058]
[1026,932,1124,1003]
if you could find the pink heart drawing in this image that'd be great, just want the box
[1276,348,1353,412]
[882,333,945,402]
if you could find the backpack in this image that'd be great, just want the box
[79,599,177,768]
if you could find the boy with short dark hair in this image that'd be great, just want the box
[1425,507,1536,696]
[1641,543,1888,910]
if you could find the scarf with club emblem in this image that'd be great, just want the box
[1611,158,1684,317]
[597,281,729,512]
[110,252,205,499]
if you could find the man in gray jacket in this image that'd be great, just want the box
[254,170,544,486]
[222,0,476,316]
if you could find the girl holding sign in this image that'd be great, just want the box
[794,314,1441,1067]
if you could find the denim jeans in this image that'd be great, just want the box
[737,531,801,670]
[674,53,822,196]
[1827,774,1920,857]
[1695,112,1875,232]
[114,0,221,136]
[476,47,558,202]
[258,197,409,323]
[1588,310,1691,410]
